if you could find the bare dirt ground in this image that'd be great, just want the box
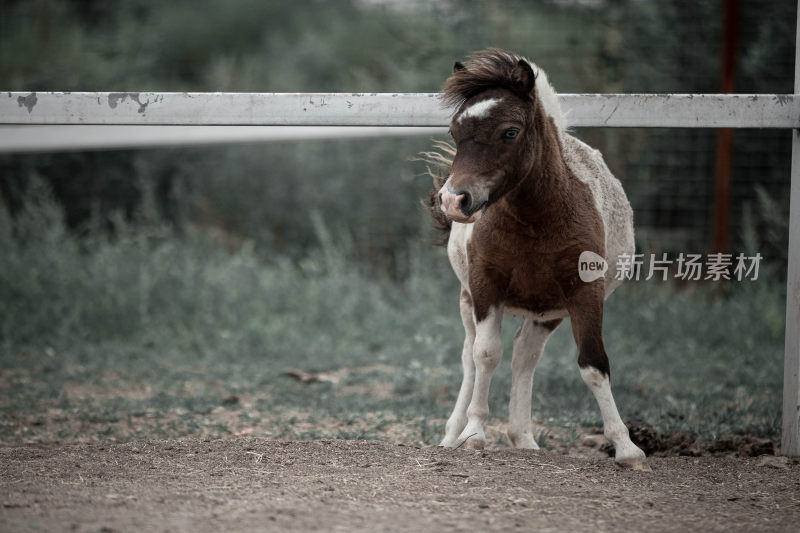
[1,438,798,532]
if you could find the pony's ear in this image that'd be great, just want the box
[511,59,535,97]
[453,61,466,73]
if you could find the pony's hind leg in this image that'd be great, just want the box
[440,288,477,447]
[507,318,562,449]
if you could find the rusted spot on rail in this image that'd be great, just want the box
[16,92,37,113]
[108,93,150,114]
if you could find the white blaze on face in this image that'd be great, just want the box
[456,97,503,124]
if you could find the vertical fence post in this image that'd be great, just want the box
[782,0,800,457]
[712,0,739,254]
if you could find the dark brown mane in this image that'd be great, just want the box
[442,48,536,108]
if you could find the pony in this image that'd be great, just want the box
[422,49,648,470]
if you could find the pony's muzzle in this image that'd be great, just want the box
[438,181,483,223]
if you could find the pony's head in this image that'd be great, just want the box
[437,49,563,223]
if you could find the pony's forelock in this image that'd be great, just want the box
[443,49,565,133]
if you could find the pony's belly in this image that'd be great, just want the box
[504,305,568,322]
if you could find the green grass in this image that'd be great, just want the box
[0,196,786,446]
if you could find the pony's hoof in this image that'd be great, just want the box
[508,435,540,450]
[616,456,652,472]
[464,439,484,450]
[462,438,485,450]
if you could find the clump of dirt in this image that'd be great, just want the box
[600,419,776,458]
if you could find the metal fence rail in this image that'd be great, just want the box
[0,125,443,153]
[2,92,799,128]
[1,88,798,456]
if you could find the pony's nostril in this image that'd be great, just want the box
[438,192,443,205]
[459,192,472,213]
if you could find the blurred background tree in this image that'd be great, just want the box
[0,0,795,275]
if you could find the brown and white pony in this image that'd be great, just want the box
[424,49,648,470]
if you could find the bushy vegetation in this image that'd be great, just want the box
[0,187,785,444]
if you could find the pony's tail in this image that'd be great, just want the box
[414,140,455,246]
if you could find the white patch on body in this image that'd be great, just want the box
[447,222,472,290]
[560,134,635,297]
[530,64,565,133]
[456,97,502,124]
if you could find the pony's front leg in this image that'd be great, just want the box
[579,365,648,470]
[456,304,504,450]
[569,286,649,471]
[440,288,477,447]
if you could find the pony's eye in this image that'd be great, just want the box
[503,128,519,140]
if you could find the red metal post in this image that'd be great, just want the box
[712,0,739,254]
